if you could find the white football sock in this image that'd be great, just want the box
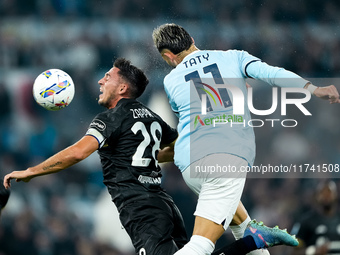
[230,215,251,240]
[174,235,215,255]
[229,216,270,255]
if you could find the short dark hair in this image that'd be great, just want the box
[114,58,149,99]
[152,23,193,54]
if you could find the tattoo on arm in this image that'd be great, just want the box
[43,161,62,171]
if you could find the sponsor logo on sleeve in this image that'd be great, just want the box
[90,119,106,131]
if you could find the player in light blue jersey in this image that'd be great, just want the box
[153,23,340,255]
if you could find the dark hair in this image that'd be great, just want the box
[114,58,149,99]
[152,23,193,54]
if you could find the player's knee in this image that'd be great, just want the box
[193,217,225,243]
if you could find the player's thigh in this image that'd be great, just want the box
[168,198,188,249]
[120,198,182,255]
[183,153,247,230]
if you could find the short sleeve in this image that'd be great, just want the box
[158,116,178,145]
[86,111,121,148]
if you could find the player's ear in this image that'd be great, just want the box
[191,37,195,44]
[119,83,128,95]
[161,48,178,60]
[162,51,174,61]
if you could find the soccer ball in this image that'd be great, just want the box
[33,69,75,111]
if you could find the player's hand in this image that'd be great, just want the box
[3,170,33,189]
[314,85,340,104]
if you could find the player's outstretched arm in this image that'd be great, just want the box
[245,58,340,104]
[3,135,98,189]
[306,83,340,104]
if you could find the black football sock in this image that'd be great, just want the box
[211,236,258,255]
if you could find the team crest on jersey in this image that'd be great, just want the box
[90,119,106,131]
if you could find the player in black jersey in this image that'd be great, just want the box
[3,58,297,255]
[0,179,10,216]
[291,180,340,255]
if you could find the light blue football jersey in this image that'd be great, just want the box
[164,49,307,171]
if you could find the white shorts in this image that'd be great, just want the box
[182,153,247,230]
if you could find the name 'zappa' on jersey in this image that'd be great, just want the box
[85,98,178,210]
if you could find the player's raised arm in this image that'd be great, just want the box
[3,135,99,189]
[245,58,340,104]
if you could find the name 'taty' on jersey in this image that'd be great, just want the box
[86,98,178,209]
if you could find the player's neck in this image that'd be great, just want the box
[176,45,199,64]
[108,96,130,109]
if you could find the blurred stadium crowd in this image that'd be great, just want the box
[0,0,340,254]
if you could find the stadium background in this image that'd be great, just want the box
[0,0,340,254]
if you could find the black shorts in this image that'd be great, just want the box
[119,192,188,255]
